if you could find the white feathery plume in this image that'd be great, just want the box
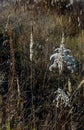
[49,33,75,73]
[17,77,20,98]
[61,33,65,44]
[55,88,70,108]
[68,78,72,94]
[30,23,34,61]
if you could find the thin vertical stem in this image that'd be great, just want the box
[55,106,57,130]
[31,61,36,129]
[30,22,36,130]
[6,27,16,129]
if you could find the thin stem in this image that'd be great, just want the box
[31,61,36,129]
[55,106,57,130]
